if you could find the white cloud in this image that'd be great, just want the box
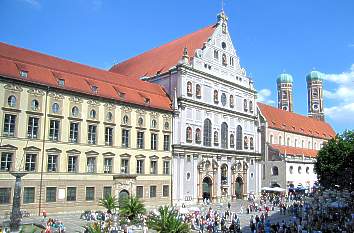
[19,0,41,8]
[257,89,275,106]
[323,64,354,123]
[349,44,354,48]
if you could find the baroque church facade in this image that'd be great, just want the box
[111,12,262,205]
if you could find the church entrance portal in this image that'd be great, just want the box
[119,189,129,206]
[202,177,212,201]
[235,177,243,199]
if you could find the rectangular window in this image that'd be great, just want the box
[163,135,170,151]
[25,154,36,172]
[136,186,143,198]
[104,157,113,174]
[47,154,58,172]
[136,159,144,174]
[137,131,144,149]
[162,185,169,197]
[68,156,77,173]
[122,129,129,147]
[27,117,39,139]
[67,187,76,201]
[150,186,157,198]
[23,187,35,204]
[0,188,11,204]
[121,159,129,174]
[0,152,13,171]
[87,157,96,173]
[88,125,97,144]
[86,187,95,201]
[151,133,158,150]
[150,160,157,175]
[163,161,170,175]
[3,114,16,136]
[46,187,56,202]
[49,120,60,141]
[105,127,113,146]
[103,186,112,198]
[69,122,79,143]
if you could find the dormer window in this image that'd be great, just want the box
[144,98,150,105]
[20,70,28,78]
[58,79,65,87]
[91,85,98,94]
[117,91,125,99]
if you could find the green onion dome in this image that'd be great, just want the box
[277,73,293,84]
[306,70,323,82]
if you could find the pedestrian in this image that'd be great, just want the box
[228,202,231,210]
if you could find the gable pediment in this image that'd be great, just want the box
[66,149,81,154]
[24,146,41,152]
[0,144,18,151]
[103,152,115,157]
[46,148,62,153]
[85,150,99,156]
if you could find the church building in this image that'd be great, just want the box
[111,12,262,205]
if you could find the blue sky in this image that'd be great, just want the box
[1,0,353,133]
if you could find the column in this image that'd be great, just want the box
[227,160,232,198]
[172,155,179,204]
[179,154,185,205]
[193,154,198,203]
[216,158,221,202]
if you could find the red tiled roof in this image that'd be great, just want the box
[257,102,335,140]
[0,42,172,111]
[270,144,318,158]
[110,24,217,79]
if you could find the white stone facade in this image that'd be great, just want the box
[150,13,262,205]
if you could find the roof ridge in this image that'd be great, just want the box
[110,23,217,72]
[0,42,166,97]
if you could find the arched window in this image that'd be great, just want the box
[203,119,212,147]
[196,84,201,98]
[302,140,304,148]
[71,106,79,117]
[289,166,293,174]
[221,122,228,149]
[221,164,228,184]
[282,90,287,99]
[314,142,317,150]
[236,125,242,150]
[187,81,192,96]
[272,166,279,176]
[249,100,253,113]
[244,99,248,112]
[214,131,219,144]
[90,109,96,119]
[195,128,201,143]
[151,119,157,128]
[295,139,298,147]
[213,90,219,103]
[270,135,274,144]
[106,112,113,121]
[230,134,235,148]
[31,99,39,111]
[287,137,290,146]
[244,136,248,149]
[306,167,310,174]
[7,95,16,107]
[123,115,129,125]
[52,103,60,113]
[138,117,144,126]
[250,137,254,150]
[279,136,282,145]
[186,127,192,142]
[230,95,234,108]
[298,166,302,174]
[308,141,311,149]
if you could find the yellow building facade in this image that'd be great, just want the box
[0,43,173,216]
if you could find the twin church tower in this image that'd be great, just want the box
[277,70,325,121]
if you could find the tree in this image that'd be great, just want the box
[84,222,103,233]
[98,195,119,214]
[315,130,354,190]
[147,206,190,233]
[119,196,146,222]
